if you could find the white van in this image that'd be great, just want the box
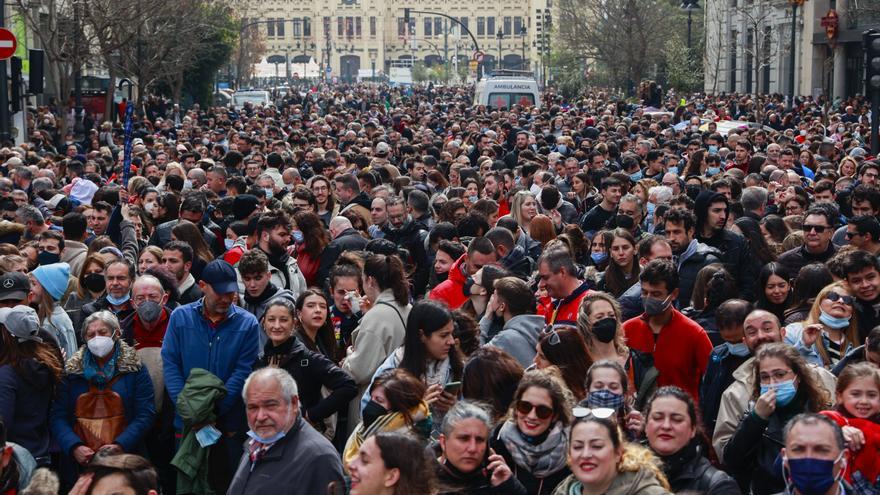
[473,71,540,109]
[232,90,272,108]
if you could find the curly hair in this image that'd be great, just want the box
[752,343,831,412]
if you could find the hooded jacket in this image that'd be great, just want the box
[676,242,722,308]
[551,445,671,495]
[694,190,756,300]
[384,218,430,296]
[0,359,56,460]
[429,254,470,310]
[500,245,535,281]
[485,314,545,368]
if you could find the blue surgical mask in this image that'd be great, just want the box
[591,251,608,264]
[708,145,718,155]
[557,145,567,154]
[264,188,274,200]
[819,310,850,330]
[707,166,721,177]
[224,238,235,250]
[646,202,656,217]
[761,379,797,407]
[247,428,286,445]
[667,166,679,175]
[629,169,643,182]
[106,292,131,306]
[784,452,845,495]
[292,230,304,243]
[195,424,222,448]
[725,341,750,357]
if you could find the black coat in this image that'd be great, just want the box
[384,220,430,296]
[677,243,722,308]
[256,337,357,423]
[661,445,740,495]
[699,229,756,301]
[316,228,369,285]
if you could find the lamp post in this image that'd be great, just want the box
[788,0,806,107]
[496,28,503,71]
[519,26,527,70]
[679,0,700,50]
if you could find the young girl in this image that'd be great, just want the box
[820,362,880,488]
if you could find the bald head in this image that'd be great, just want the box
[743,309,784,353]
[328,216,353,239]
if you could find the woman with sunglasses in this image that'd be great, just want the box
[533,327,592,401]
[644,387,739,494]
[489,370,572,495]
[724,343,832,495]
[784,282,860,369]
[552,410,671,495]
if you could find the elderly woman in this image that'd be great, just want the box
[50,310,155,481]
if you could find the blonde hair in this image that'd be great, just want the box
[803,281,859,367]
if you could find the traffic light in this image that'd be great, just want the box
[866,30,880,93]
[10,57,20,112]
[404,8,411,25]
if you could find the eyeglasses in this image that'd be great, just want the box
[825,291,854,306]
[515,400,554,419]
[802,224,830,233]
[845,231,863,239]
[572,407,616,419]
[759,369,794,384]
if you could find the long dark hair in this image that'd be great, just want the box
[539,327,592,401]
[293,210,329,257]
[461,346,524,421]
[329,432,436,495]
[399,300,462,383]
[756,262,791,322]
[603,228,639,297]
[734,216,777,265]
[644,386,709,455]
[752,343,831,412]
[787,263,833,315]
[0,328,62,383]
[363,254,410,305]
[370,369,427,426]
[172,220,213,263]
[295,289,339,361]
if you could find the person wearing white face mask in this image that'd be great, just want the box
[49,310,155,484]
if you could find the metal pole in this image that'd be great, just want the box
[872,90,880,156]
[444,19,449,82]
[788,3,798,107]
[0,0,9,142]
[687,11,692,49]
[497,31,501,71]
[74,0,83,137]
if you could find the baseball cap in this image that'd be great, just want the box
[0,305,42,343]
[375,142,390,156]
[0,272,29,301]
[200,259,238,294]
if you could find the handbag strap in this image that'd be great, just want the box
[375,301,406,329]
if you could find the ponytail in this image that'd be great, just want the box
[364,254,410,305]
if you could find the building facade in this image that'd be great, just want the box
[241,0,554,83]
[704,0,878,99]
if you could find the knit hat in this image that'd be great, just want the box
[31,262,70,301]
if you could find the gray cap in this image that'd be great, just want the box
[0,305,41,343]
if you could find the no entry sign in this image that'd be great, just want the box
[0,29,17,60]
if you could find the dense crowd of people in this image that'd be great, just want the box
[0,83,878,495]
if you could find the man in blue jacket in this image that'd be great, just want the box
[161,258,261,493]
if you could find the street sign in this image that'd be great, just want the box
[325,66,332,74]
[0,30,17,60]
[469,60,478,71]
[474,51,485,63]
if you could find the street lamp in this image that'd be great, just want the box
[519,26,527,70]
[679,0,700,50]
[788,0,806,107]
[497,28,503,71]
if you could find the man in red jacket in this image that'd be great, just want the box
[623,259,713,401]
[429,237,497,309]
[536,245,591,327]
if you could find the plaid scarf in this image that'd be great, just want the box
[497,419,568,478]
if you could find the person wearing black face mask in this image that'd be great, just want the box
[479,277,545,368]
[343,368,431,466]
[36,231,64,267]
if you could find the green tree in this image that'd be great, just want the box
[411,62,429,83]
[663,35,703,93]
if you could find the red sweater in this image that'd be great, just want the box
[622,309,713,401]
[820,410,880,485]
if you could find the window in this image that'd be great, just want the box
[435,18,443,36]
[503,17,511,36]
[323,17,330,37]
[745,29,754,93]
[346,17,354,37]
[276,18,285,37]
[425,18,433,36]
[304,17,311,37]
[460,16,468,30]
[293,19,302,37]
[370,16,376,36]
[267,19,275,37]
[487,16,495,36]
[729,30,737,92]
[338,17,344,36]
[477,17,485,36]
[514,16,523,35]
[356,17,362,37]
[398,17,407,36]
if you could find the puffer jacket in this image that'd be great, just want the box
[551,445,671,495]
[676,243,722,308]
[429,254,469,310]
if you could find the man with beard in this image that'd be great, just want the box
[663,208,721,308]
[480,276,544,368]
[482,171,509,217]
[162,241,203,305]
[241,212,307,299]
[694,190,755,300]
[503,131,530,168]
[711,310,837,468]
[383,197,430,296]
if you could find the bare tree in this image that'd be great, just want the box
[556,0,676,91]
[733,0,778,96]
[703,0,726,94]
[234,22,266,89]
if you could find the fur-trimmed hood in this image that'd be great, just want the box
[64,340,142,375]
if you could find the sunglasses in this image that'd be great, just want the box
[516,400,554,419]
[542,328,561,346]
[803,224,830,233]
[845,231,864,239]
[826,291,854,306]
[572,407,616,419]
